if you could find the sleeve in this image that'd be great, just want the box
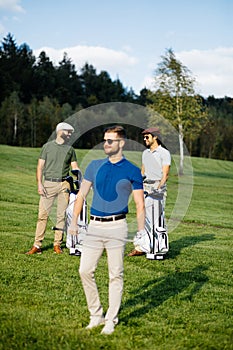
[162,149,171,166]
[142,150,146,165]
[131,166,143,190]
[70,147,77,162]
[84,161,94,183]
[39,143,47,160]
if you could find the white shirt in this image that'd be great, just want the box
[142,145,171,180]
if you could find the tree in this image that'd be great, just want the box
[148,48,207,175]
[0,33,35,104]
[79,63,99,107]
[79,63,138,107]
[0,91,24,145]
[27,98,38,147]
[33,51,56,100]
[35,97,61,146]
[198,96,233,160]
[0,34,19,103]
[54,53,83,108]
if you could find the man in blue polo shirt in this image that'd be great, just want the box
[69,125,145,335]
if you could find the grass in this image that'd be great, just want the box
[0,144,233,350]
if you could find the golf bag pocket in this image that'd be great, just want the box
[65,193,88,249]
[155,227,169,253]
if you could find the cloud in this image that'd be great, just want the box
[140,47,233,98]
[177,48,233,97]
[34,45,138,83]
[0,0,25,13]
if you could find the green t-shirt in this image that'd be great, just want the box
[39,140,77,178]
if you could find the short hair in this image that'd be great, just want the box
[104,125,126,139]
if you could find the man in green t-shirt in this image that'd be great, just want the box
[26,122,79,255]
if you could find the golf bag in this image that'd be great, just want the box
[134,184,169,260]
[65,169,88,256]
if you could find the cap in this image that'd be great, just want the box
[142,127,160,136]
[56,122,74,133]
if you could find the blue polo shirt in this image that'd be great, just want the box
[84,157,143,216]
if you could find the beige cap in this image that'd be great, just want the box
[56,122,74,133]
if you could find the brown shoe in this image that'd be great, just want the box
[54,245,63,254]
[128,249,145,257]
[25,246,42,255]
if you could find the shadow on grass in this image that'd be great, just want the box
[194,171,232,179]
[41,243,55,252]
[167,233,215,259]
[121,265,209,325]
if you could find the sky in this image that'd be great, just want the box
[0,0,232,98]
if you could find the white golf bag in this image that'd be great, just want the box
[134,185,169,260]
[65,170,88,256]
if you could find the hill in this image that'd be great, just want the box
[0,145,232,349]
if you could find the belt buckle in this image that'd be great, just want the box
[102,216,113,222]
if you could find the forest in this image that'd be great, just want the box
[0,33,232,160]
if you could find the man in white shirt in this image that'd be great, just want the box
[128,127,171,256]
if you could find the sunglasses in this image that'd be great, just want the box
[143,135,150,140]
[103,139,122,145]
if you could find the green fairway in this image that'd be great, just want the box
[0,145,232,350]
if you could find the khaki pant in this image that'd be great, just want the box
[79,218,128,324]
[34,180,70,247]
